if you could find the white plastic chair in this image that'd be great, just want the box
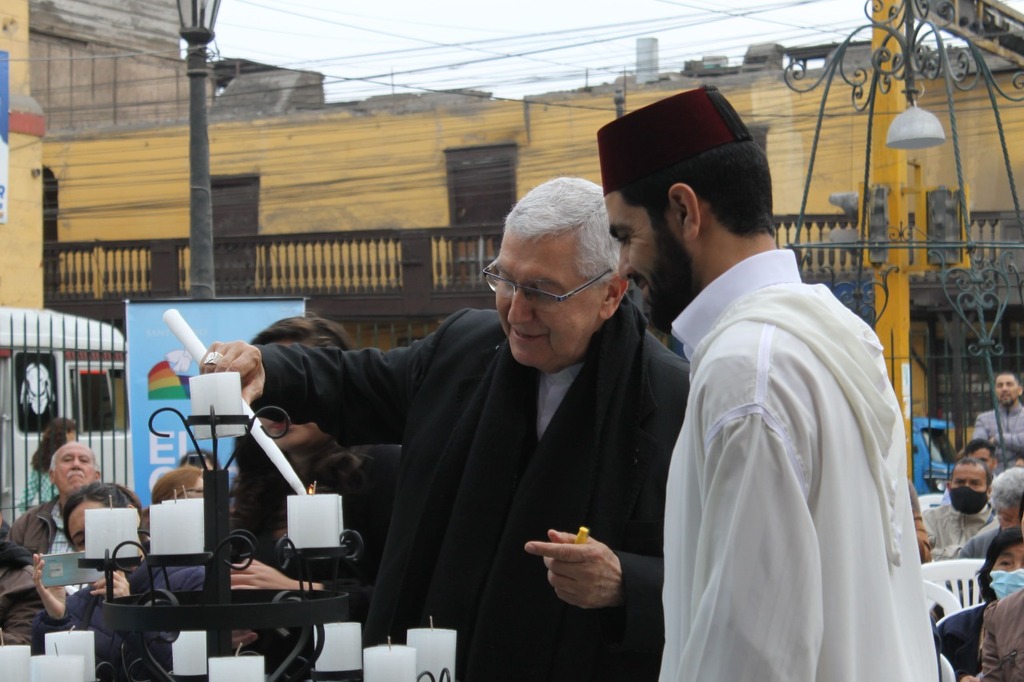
[921,558,986,609]
[918,493,945,509]
[924,579,963,618]
[939,653,956,682]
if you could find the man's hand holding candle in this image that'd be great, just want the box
[200,341,266,405]
[524,528,624,609]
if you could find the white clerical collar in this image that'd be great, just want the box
[671,249,801,360]
[537,363,583,439]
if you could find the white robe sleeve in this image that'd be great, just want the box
[673,411,823,681]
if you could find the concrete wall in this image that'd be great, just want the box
[30,0,186,132]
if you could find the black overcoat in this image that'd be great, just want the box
[256,303,689,681]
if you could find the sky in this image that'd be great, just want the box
[209,0,1024,103]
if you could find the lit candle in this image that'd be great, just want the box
[44,630,94,682]
[188,373,247,440]
[363,644,417,682]
[407,625,456,682]
[287,493,343,549]
[171,631,207,676]
[0,645,30,681]
[149,499,205,555]
[207,654,264,681]
[84,507,139,560]
[315,622,362,672]
[162,309,307,495]
[29,654,84,682]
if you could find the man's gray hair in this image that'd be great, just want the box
[991,467,1024,512]
[503,177,619,278]
[50,441,98,471]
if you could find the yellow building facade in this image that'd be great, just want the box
[0,0,43,307]
[42,62,1024,246]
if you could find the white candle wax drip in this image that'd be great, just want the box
[84,507,138,560]
[149,498,205,555]
[363,644,417,682]
[407,626,457,681]
[287,493,343,549]
[44,630,95,682]
[315,622,362,672]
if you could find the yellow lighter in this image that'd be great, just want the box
[574,526,590,544]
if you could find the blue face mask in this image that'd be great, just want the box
[990,569,1024,600]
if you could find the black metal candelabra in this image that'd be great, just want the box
[95,404,358,682]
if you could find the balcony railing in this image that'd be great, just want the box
[43,213,1021,324]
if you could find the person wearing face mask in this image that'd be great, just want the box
[980,521,1024,681]
[938,527,1024,682]
[925,457,995,561]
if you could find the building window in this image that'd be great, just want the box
[212,175,260,237]
[43,168,58,242]
[444,144,517,227]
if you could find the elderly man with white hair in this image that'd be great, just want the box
[8,442,100,556]
[961,466,1024,559]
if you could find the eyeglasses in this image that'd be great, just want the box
[482,265,612,308]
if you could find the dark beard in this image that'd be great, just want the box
[646,211,699,333]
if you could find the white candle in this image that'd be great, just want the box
[150,499,205,555]
[163,309,308,495]
[0,645,31,681]
[363,644,417,682]
[189,372,247,439]
[407,627,456,681]
[207,655,264,681]
[287,493,343,549]
[44,630,94,682]
[171,631,207,676]
[30,654,84,682]
[84,507,139,560]
[315,622,362,672]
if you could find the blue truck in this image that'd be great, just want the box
[911,416,958,494]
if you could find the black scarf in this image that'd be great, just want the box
[378,300,651,681]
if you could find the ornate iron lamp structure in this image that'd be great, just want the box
[178,0,221,300]
[783,0,1024,459]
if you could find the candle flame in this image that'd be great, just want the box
[307,481,317,495]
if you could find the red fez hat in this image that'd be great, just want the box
[597,86,752,194]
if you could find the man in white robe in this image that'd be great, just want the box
[597,86,937,680]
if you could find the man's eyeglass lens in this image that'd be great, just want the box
[482,267,610,307]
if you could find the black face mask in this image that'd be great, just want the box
[949,486,989,515]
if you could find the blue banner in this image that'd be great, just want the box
[125,299,305,505]
[0,51,9,224]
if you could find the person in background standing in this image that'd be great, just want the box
[19,417,77,512]
[974,372,1024,470]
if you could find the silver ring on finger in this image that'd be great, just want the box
[203,351,225,366]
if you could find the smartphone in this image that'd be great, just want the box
[39,551,103,587]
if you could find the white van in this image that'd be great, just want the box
[0,307,131,522]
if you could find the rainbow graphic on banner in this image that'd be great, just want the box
[148,361,189,400]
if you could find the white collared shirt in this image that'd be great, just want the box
[671,249,801,361]
[537,363,582,439]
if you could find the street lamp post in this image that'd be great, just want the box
[178,0,221,300]
[784,0,1024,468]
